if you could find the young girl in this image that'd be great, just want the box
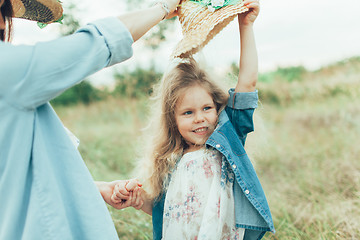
[112,0,275,239]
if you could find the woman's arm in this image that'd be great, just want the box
[119,0,180,42]
[0,0,180,109]
[235,0,260,93]
[0,19,132,110]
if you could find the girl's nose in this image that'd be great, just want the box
[194,113,205,123]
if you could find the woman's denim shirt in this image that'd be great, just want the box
[152,89,275,240]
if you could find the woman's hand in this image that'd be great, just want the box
[165,0,182,19]
[96,180,130,209]
[111,179,144,210]
[239,0,260,26]
[96,179,143,210]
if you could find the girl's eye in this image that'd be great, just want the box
[204,106,212,111]
[184,111,192,115]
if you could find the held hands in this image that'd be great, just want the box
[111,179,144,210]
[239,0,260,26]
[97,179,144,210]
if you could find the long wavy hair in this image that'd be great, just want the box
[139,58,229,199]
[1,0,13,42]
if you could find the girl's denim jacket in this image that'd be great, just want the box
[152,89,275,240]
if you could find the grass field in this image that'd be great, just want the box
[55,58,360,239]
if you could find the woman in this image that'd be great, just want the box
[0,0,179,239]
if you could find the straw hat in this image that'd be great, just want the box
[172,0,249,58]
[10,0,63,23]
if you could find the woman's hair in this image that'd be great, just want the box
[1,0,13,42]
[139,58,229,199]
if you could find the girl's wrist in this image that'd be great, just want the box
[239,22,254,30]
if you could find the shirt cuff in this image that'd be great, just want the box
[87,17,134,67]
[227,89,258,109]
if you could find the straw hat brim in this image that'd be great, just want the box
[172,1,249,58]
[10,0,63,23]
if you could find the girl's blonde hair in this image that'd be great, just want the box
[138,58,229,199]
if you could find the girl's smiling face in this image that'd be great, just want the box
[175,85,218,153]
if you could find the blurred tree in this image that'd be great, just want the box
[125,0,177,50]
[58,2,81,36]
[113,65,162,98]
[53,0,180,105]
[275,66,307,82]
[259,66,307,83]
[230,62,239,76]
[111,0,178,100]
[231,61,307,83]
[51,81,105,106]
[50,3,105,106]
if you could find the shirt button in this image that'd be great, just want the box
[232,164,237,169]
[216,144,221,148]
[245,190,250,195]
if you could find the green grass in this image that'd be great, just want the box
[55,59,360,239]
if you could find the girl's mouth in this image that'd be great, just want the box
[193,127,208,133]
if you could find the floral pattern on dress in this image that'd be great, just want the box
[202,158,214,178]
[162,148,245,240]
[165,186,201,223]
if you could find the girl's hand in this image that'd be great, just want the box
[111,179,144,210]
[128,188,145,210]
[111,179,142,203]
[239,0,260,26]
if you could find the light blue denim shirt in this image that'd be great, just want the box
[152,90,275,240]
[0,18,133,239]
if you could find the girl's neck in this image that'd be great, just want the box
[184,143,205,154]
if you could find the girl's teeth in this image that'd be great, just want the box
[195,128,206,133]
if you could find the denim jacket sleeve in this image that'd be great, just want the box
[224,89,258,145]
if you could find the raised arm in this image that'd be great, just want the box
[119,0,180,42]
[235,0,260,93]
[0,0,181,109]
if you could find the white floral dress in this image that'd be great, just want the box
[162,148,245,240]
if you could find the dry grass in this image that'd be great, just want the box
[55,58,360,239]
[254,63,360,239]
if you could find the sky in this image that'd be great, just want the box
[12,0,360,86]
